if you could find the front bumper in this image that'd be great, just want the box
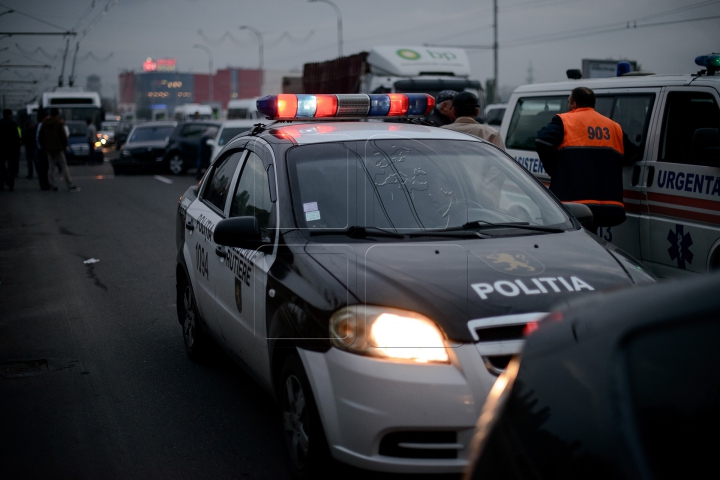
[298,344,496,473]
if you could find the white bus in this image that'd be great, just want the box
[173,103,213,121]
[40,88,102,128]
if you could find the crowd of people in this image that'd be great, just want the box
[0,108,81,192]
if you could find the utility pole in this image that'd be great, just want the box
[493,0,499,103]
[527,61,534,84]
[239,26,263,95]
[193,44,214,103]
[58,38,70,87]
[309,0,343,57]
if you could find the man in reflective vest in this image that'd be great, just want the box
[536,87,625,231]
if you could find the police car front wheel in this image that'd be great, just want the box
[280,354,331,479]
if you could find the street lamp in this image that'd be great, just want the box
[193,44,213,103]
[309,0,343,57]
[239,25,263,96]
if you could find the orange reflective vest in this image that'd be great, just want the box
[552,108,626,226]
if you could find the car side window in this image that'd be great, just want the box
[505,96,568,150]
[659,91,720,165]
[202,152,243,213]
[230,152,273,235]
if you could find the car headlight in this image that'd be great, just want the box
[330,305,449,364]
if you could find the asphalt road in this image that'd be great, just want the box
[0,159,461,480]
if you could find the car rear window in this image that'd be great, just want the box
[128,126,174,143]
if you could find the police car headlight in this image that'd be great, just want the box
[330,305,449,364]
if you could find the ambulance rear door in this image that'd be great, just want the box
[641,85,720,277]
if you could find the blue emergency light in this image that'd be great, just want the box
[696,53,720,75]
[256,93,436,120]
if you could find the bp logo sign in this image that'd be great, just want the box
[397,49,421,60]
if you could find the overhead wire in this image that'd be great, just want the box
[0,2,71,31]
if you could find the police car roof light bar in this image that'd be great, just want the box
[257,93,435,120]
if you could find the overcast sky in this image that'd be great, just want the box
[1,0,718,101]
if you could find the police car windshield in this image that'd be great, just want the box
[128,126,174,143]
[287,139,572,233]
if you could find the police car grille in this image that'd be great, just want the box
[379,431,460,459]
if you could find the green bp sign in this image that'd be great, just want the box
[396,49,421,60]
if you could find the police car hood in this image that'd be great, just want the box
[305,229,645,343]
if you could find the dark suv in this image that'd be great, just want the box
[165,121,220,175]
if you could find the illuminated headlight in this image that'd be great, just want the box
[101,139,106,144]
[330,305,449,364]
[95,141,102,147]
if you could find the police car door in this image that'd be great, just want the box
[642,86,720,277]
[214,142,276,378]
[185,150,245,333]
[591,89,660,261]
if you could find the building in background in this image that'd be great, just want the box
[86,74,102,95]
[119,58,299,119]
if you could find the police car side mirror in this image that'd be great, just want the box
[564,202,594,229]
[214,216,262,249]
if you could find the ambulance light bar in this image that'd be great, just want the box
[696,53,720,75]
[257,93,435,120]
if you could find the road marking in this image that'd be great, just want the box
[154,175,173,184]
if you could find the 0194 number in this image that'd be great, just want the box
[195,242,209,279]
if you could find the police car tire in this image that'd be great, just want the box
[179,279,207,360]
[112,165,125,175]
[279,354,332,479]
[168,153,186,176]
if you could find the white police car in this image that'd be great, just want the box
[175,93,655,476]
[501,54,720,278]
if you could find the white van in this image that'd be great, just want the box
[501,64,720,278]
[226,98,260,120]
[173,103,213,121]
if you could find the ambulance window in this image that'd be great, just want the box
[660,91,720,165]
[506,96,568,150]
[599,94,655,155]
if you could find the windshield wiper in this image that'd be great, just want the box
[459,220,565,233]
[308,226,405,238]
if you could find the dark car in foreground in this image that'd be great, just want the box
[174,93,658,477]
[165,120,220,175]
[65,121,102,164]
[111,121,176,175]
[466,273,720,480]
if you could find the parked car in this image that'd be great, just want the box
[483,103,507,127]
[111,121,177,175]
[165,120,220,175]
[465,273,720,480]
[65,121,102,164]
[209,119,257,164]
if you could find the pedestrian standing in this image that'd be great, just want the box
[35,110,51,191]
[0,108,21,191]
[39,108,80,192]
[196,126,218,180]
[86,118,97,163]
[535,87,625,231]
[23,118,37,179]
[441,92,505,149]
[425,90,457,126]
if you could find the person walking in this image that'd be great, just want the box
[425,90,457,126]
[35,110,51,191]
[441,92,505,149]
[0,108,21,191]
[23,118,37,179]
[86,118,97,163]
[535,86,625,231]
[39,108,80,192]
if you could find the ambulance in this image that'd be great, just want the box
[501,55,720,278]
